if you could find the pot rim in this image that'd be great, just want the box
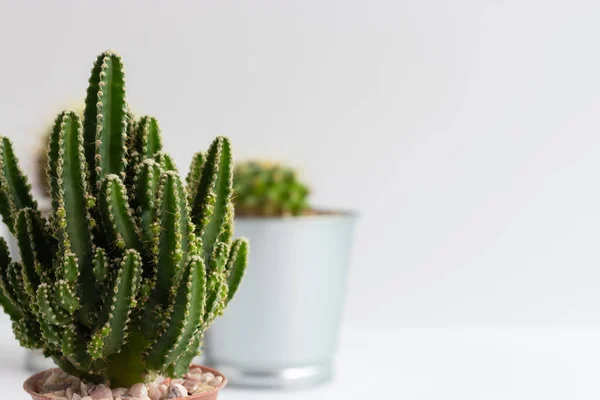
[23,364,227,400]
[235,209,358,221]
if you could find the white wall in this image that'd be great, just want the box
[0,0,599,335]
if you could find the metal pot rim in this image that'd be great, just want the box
[235,209,358,221]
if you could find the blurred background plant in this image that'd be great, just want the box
[233,161,310,217]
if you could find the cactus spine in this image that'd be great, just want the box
[233,161,310,216]
[0,51,248,387]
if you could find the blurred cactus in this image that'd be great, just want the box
[0,51,248,386]
[233,161,310,216]
[36,138,50,197]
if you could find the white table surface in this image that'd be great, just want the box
[2,327,599,400]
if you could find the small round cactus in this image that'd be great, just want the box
[36,133,50,196]
[234,161,310,216]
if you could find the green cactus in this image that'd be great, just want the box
[0,50,249,387]
[233,161,310,216]
[37,106,85,198]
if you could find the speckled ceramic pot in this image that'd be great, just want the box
[23,364,228,400]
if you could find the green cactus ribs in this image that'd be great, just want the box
[234,161,310,216]
[0,50,249,388]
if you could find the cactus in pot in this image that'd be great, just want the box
[233,161,310,216]
[0,50,248,389]
[206,160,356,389]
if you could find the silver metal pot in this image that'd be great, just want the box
[204,212,356,389]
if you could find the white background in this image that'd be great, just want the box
[1,1,600,398]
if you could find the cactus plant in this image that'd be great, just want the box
[233,161,310,216]
[0,50,248,387]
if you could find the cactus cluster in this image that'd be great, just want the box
[0,51,248,387]
[233,161,310,216]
